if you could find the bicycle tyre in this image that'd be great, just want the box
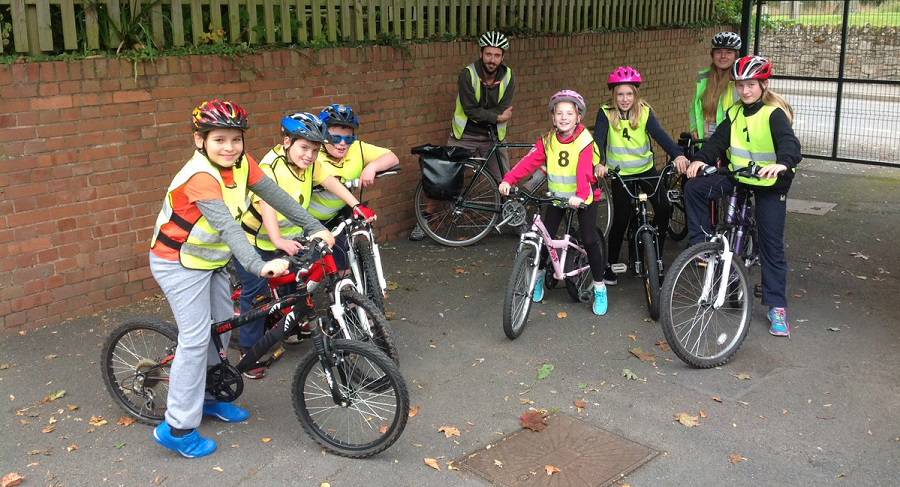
[564,239,596,303]
[101,320,177,425]
[339,288,399,364]
[660,242,752,368]
[502,246,537,340]
[352,237,385,311]
[641,231,661,321]
[595,177,613,239]
[414,161,500,247]
[668,201,688,241]
[292,340,409,458]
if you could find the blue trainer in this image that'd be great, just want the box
[532,270,545,303]
[153,422,217,458]
[592,286,608,316]
[768,307,790,337]
[202,401,250,422]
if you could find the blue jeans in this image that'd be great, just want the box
[232,249,277,350]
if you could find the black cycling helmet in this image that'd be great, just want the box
[712,32,742,51]
[281,112,327,143]
[478,31,509,51]
[318,104,359,129]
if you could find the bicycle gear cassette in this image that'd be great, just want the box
[501,200,527,227]
[206,363,244,402]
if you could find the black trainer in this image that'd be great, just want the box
[603,266,618,286]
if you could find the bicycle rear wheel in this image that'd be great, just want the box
[339,288,399,364]
[101,320,177,424]
[660,242,752,368]
[503,246,537,339]
[414,161,500,246]
[595,178,613,238]
[564,241,595,303]
[641,231,661,320]
[668,202,688,241]
[292,340,409,458]
[352,237,385,311]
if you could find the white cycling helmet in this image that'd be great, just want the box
[478,31,509,51]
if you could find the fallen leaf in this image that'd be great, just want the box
[438,425,461,438]
[0,364,10,370]
[630,347,656,363]
[622,369,640,380]
[493,459,503,468]
[728,453,747,464]
[424,458,441,471]
[827,327,840,332]
[545,464,561,475]
[556,311,568,319]
[386,281,399,291]
[384,311,397,320]
[1,472,25,487]
[47,390,66,402]
[379,424,389,434]
[699,410,708,419]
[260,437,272,443]
[674,412,700,428]
[44,354,58,360]
[447,461,459,471]
[116,416,136,427]
[574,399,587,411]
[627,333,638,342]
[67,404,79,411]
[41,424,56,433]
[655,340,671,352]
[114,441,126,449]
[536,363,554,380]
[66,444,78,452]
[88,416,108,427]
[711,396,722,403]
[212,466,223,472]
[732,373,752,381]
[519,398,534,405]
[454,267,467,274]
[520,410,548,432]
[408,405,420,417]
[321,483,331,487]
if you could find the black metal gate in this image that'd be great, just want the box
[741,0,899,167]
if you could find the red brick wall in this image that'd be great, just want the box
[0,27,722,331]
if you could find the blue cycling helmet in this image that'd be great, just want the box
[318,103,359,129]
[281,112,326,143]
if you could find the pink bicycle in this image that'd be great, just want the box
[502,189,606,339]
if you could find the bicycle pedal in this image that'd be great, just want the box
[610,263,628,274]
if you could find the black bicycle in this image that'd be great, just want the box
[101,239,409,458]
[660,164,761,368]
[607,163,676,321]
[413,130,613,247]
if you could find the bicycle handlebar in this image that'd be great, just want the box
[700,162,762,180]
[606,163,675,201]
[285,237,331,274]
[508,186,585,209]
[341,165,401,189]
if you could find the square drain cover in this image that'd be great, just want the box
[787,198,837,215]
[455,414,658,486]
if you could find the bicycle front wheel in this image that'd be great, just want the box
[660,242,752,368]
[414,161,500,247]
[503,246,538,339]
[595,177,613,238]
[641,231,661,321]
[292,340,409,458]
[101,320,177,424]
[339,288,399,364]
[352,237,385,311]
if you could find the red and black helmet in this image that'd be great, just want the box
[732,56,773,81]
[191,99,249,132]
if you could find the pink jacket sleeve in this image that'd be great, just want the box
[575,143,598,201]
[503,137,547,186]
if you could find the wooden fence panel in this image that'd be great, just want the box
[228,0,241,42]
[281,0,292,42]
[190,0,202,45]
[172,0,185,46]
[296,0,308,43]
[35,0,51,51]
[60,0,77,50]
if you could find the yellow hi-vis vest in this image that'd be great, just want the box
[691,68,739,140]
[240,145,311,251]
[727,104,779,187]
[603,103,653,176]
[544,128,600,204]
[451,63,512,141]
[151,151,249,270]
[307,142,365,221]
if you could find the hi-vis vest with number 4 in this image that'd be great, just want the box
[603,103,653,176]
[151,151,249,270]
[451,63,512,141]
[240,145,311,250]
[727,104,778,187]
[544,128,600,204]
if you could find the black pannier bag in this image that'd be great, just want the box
[411,144,473,200]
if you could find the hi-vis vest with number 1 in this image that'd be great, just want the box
[692,68,739,140]
[603,103,653,176]
[727,104,778,187]
[451,63,512,141]
[307,143,364,221]
[544,128,600,204]
[151,151,249,270]
[240,145,311,250]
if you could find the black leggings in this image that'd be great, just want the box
[539,201,606,282]
[607,167,671,266]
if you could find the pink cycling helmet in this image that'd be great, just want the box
[607,66,643,89]
[548,89,586,114]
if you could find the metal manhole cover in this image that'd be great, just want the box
[455,414,658,486]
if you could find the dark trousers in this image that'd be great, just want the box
[539,202,606,282]
[684,175,788,308]
[232,249,277,350]
[607,167,671,266]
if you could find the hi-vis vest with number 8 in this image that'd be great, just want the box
[544,128,600,204]
[451,63,512,141]
[240,145,311,250]
[727,104,778,187]
[151,151,249,270]
[603,103,653,176]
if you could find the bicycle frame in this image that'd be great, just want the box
[513,191,590,282]
[608,165,673,274]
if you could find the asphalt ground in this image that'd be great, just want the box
[1,159,898,487]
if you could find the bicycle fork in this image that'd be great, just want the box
[312,322,352,407]
[699,234,734,309]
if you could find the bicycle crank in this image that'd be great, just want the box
[206,363,244,402]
